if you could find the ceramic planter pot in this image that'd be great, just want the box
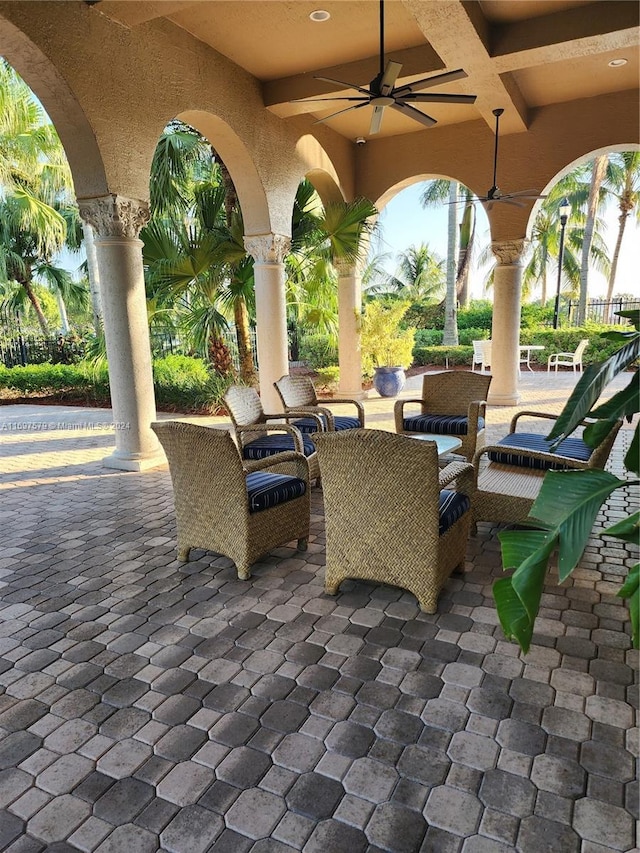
[372,366,406,397]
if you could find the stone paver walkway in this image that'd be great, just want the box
[0,371,637,852]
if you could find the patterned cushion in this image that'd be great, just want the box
[246,471,306,513]
[242,434,316,460]
[439,490,471,535]
[292,415,360,433]
[403,414,485,436]
[488,432,592,470]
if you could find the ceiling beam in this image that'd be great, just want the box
[402,0,529,133]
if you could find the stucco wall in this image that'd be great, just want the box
[0,1,354,235]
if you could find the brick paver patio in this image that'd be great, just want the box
[0,370,637,852]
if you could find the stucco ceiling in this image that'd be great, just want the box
[92,0,639,140]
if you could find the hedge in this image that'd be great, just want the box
[0,355,233,413]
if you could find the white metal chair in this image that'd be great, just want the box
[547,339,589,372]
[472,339,492,373]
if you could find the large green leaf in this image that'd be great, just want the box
[547,335,640,444]
[493,576,536,652]
[617,563,639,648]
[605,511,640,543]
[589,374,640,422]
[528,469,628,579]
[624,423,640,476]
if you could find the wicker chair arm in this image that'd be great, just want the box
[318,398,365,424]
[439,460,475,496]
[243,451,309,483]
[467,399,487,430]
[473,443,590,474]
[508,410,598,434]
[235,422,305,453]
[287,404,336,430]
[394,398,426,432]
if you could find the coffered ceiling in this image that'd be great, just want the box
[91,0,639,140]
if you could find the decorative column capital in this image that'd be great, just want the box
[244,233,290,264]
[78,195,150,239]
[491,239,527,266]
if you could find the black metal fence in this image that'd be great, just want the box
[567,298,640,325]
[0,335,86,368]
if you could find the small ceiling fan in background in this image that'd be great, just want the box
[468,108,548,210]
[292,0,477,135]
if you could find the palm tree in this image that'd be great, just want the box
[578,154,609,324]
[602,151,640,304]
[421,179,459,344]
[0,59,84,335]
[386,244,445,301]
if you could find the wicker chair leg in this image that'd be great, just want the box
[177,545,191,562]
[418,595,438,615]
[236,564,252,581]
[297,538,308,551]
[325,580,340,596]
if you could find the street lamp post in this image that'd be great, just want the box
[552,198,571,330]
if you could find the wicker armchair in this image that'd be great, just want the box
[312,429,475,613]
[472,410,623,527]
[274,374,365,432]
[224,385,321,482]
[151,421,310,579]
[394,371,492,462]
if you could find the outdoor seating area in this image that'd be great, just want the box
[0,369,637,853]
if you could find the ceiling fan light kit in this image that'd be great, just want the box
[292,0,477,135]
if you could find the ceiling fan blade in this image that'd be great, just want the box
[290,96,370,104]
[503,190,547,198]
[393,68,468,96]
[400,93,477,105]
[314,75,372,97]
[313,102,369,125]
[390,101,437,128]
[369,105,385,135]
[379,60,402,95]
[501,198,526,207]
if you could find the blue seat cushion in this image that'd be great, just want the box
[292,415,360,433]
[242,433,316,460]
[246,471,306,513]
[403,414,485,436]
[488,432,592,470]
[439,490,471,535]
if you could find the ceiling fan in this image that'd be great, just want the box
[292,0,477,135]
[465,108,548,210]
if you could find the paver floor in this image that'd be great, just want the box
[0,370,637,852]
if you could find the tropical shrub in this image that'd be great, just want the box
[494,312,640,652]
[360,301,415,377]
[314,366,340,393]
[298,333,338,369]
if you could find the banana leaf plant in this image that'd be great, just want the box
[494,309,640,653]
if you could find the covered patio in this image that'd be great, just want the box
[0,371,637,852]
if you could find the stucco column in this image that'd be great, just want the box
[244,233,290,412]
[78,195,163,471]
[488,239,527,406]
[335,259,364,399]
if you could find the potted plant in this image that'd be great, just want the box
[361,300,416,397]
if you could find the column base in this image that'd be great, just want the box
[103,449,166,472]
[338,388,366,401]
[488,390,521,406]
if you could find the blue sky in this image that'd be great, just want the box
[372,181,640,301]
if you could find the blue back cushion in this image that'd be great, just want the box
[246,471,306,513]
[242,433,316,460]
[403,414,485,437]
[439,490,471,535]
[488,432,592,470]
[293,415,360,433]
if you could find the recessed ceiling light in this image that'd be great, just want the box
[309,10,330,22]
[608,58,628,67]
